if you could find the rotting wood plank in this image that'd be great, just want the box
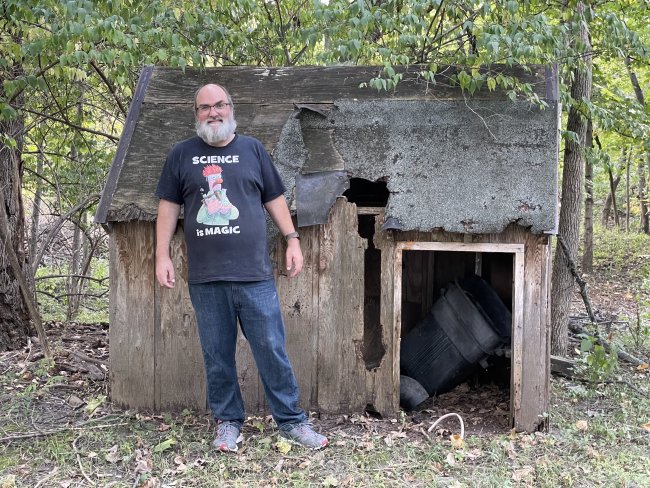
[317,199,368,413]
[95,65,153,224]
[514,233,551,431]
[156,228,206,411]
[275,224,320,411]
[109,222,156,409]
[372,213,399,416]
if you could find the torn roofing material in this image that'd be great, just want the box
[273,99,558,234]
[296,171,349,227]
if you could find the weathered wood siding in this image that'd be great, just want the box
[108,205,549,431]
[109,221,156,408]
[110,222,205,411]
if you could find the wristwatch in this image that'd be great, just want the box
[284,231,300,241]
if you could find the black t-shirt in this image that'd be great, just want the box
[156,134,286,283]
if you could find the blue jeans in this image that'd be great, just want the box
[188,279,307,430]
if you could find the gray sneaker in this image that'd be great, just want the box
[280,423,329,450]
[213,421,243,452]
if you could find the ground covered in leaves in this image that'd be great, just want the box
[1,233,649,487]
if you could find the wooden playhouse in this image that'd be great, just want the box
[95,65,559,432]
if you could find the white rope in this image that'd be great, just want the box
[427,412,465,439]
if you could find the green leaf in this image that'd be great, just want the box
[153,437,177,453]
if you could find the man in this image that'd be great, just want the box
[155,83,328,452]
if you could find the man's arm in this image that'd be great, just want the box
[156,199,182,288]
[264,195,303,278]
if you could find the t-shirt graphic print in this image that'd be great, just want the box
[197,164,240,225]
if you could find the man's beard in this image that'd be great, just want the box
[195,115,237,145]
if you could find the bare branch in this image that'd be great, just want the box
[90,60,128,117]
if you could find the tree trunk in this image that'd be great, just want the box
[551,1,592,357]
[625,149,631,232]
[0,105,32,351]
[582,120,593,274]
[626,57,650,234]
[601,173,621,228]
[29,153,44,260]
[638,157,649,233]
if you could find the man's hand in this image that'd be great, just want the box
[156,256,176,288]
[286,238,303,278]
[156,199,181,289]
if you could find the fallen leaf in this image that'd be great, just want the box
[575,420,589,431]
[84,395,106,416]
[512,466,534,481]
[450,434,465,449]
[637,363,649,371]
[642,422,650,432]
[445,452,456,466]
[1,475,16,488]
[275,439,292,454]
[322,476,339,487]
[158,423,171,432]
[153,437,177,453]
[105,445,120,464]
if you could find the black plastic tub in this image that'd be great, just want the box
[400,280,506,396]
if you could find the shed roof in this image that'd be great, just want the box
[95,65,559,234]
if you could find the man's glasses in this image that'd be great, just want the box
[196,102,232,114]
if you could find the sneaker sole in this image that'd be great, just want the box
[213,433,244,452]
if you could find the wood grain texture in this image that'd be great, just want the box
[372,213,400,416]
[144,65,548,104]
[156,228,206,411]
[317,199,368,413]
[109,222,156,408]
[275,224,320,411]
[515,233,551,431]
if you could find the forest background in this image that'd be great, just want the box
[0,1,649,486]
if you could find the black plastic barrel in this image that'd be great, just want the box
[458,274,512,342]
[400,280,506,396]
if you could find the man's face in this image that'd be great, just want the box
[195,85,237,146]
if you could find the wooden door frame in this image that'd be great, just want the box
[393,241,525,428]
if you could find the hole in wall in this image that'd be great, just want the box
[344,177,388,370]
[343,177,389,207]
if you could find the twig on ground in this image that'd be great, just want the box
[69,350,108,368]
[0,415,127,443]
[33,466,58,488]
[73,434,96,486]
